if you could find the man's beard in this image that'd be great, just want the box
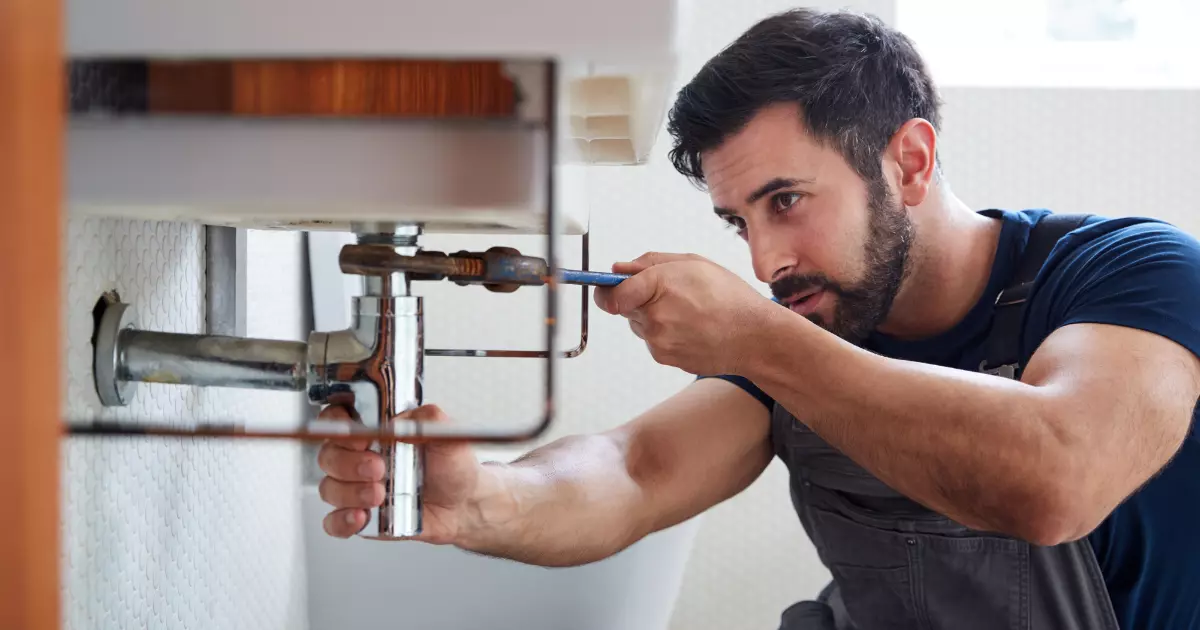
[770,177,914,344]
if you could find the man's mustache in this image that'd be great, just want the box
[770,273,844,302]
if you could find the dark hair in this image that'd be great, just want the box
[666,8,942,188]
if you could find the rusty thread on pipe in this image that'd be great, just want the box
[339,245,486,278]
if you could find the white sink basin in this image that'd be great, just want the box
[301,486,700,630]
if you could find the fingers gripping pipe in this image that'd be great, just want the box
[93,228,428,540]
[307,273,425,539]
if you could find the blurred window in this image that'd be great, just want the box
[896,0,1200,88]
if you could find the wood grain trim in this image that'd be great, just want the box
[148,60,234,113]
[0,0,63,628]
[146,60,517,117]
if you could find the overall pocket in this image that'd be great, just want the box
[810,506,1029,630]
[809,507,921,630]
[915,532,1029,630]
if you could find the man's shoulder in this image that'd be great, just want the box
[1023,212,1200,360]
[1052,212,1188,239]
[1008,209,1189,242]
[985,210,1186,262]
[1040,214,1200,279]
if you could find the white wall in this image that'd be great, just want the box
[937,87,1200,233]
[61,220,309,629]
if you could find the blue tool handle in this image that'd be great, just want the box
[559,269,630,287]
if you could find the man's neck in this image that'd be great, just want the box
[875,186,1003,341]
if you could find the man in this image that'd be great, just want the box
[315,9,1200,630]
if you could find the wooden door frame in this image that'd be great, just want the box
[0,0,63,628]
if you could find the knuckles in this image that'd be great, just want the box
[399,403,449,422]
[422,403,449,420]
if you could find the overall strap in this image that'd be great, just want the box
[980,213,1093,377]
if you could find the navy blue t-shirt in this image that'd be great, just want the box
[711,209,1200,629]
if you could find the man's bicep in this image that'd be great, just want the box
[609,378,773,532]
[1025,221,1200,471]
[1022,322,1200,521]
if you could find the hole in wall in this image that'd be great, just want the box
[90,290,122,350]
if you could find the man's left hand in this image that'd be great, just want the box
[594,252,774,376]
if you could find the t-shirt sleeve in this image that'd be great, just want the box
[1027,219,1200,361]
[696,374,776,410]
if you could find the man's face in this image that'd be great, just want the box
[702,103,913,344]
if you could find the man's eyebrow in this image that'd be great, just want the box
[746,177,812,205]
[713,177,814,218]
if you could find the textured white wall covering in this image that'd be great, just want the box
[61,219,309,630]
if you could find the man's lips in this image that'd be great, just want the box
[784,289,826,316]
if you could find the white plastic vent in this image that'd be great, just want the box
[566,71,674,166]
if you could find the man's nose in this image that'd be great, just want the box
[749,228,796,284]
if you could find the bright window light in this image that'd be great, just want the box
[896,0,1200,89]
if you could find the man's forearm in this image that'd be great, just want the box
[739,306,1070,541]
[455,433,650,567]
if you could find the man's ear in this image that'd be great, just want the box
[884,118,938,207]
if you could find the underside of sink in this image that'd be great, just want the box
[67,117,589,235]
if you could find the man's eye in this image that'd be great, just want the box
[772,193,802,213]
[724,216,746,232]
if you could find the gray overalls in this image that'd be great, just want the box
[775,214,1122,630]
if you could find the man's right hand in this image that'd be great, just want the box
[316,403,487,542]
[315,379,772,567]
